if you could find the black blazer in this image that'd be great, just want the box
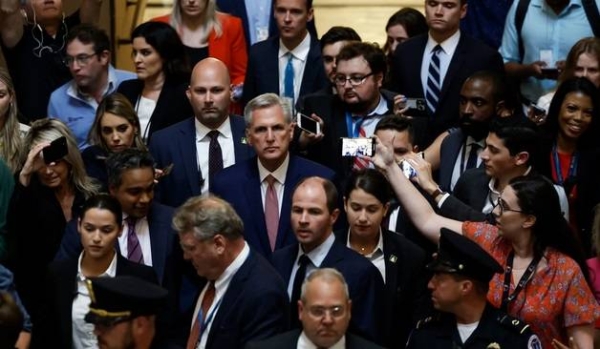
[117,77,193,142]
[438,167,490,222]
[242,35,329,105]
[390,33,504,147]
[244,329,386,349]
[31,253,157,348]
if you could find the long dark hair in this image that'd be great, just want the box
[344,169,392,205]
[509,175,589,281]
[544,77,600,150]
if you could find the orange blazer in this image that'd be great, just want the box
[153,12,248,86]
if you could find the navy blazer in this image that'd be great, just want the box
[215,0,318,50]
[211,155,336,259]
[54,202,176,285]
[149,116,254,208]
[335,229,431,348]
[245,329,386,349]
[31,253,157,349]
[117,78,193,142]
[439,167,490,222]
[242,35,329,105]
[390,33,504,147]
[173,248,290,348]
[271,238,385,344]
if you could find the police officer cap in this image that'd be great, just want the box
[84,275,167,326]
[427,228,503,283]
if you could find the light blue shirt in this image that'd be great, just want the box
[244,0,272,45]
[499,0,597,102]
[48,65,136,149]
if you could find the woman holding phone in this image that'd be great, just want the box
[6,119,99,325]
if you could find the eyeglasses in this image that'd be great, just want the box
[63,53,97,67]
[307,305,347,318]
[493,199,525,215]
[333,72,374,86]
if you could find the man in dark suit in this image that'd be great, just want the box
[390,0,504,148]
[245,268,385,349]
[149,58,254,208]
[173,195,289,348]
[272,177,384,343]
[211,93,336,259]
[216,0,317,50]
[55,149,178,286]
[299,42,402,179]
[241,0,329,107]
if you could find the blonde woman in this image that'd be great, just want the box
[0,68,25,173]
[6,118,99,325]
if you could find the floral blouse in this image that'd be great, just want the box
[463,221,600,349]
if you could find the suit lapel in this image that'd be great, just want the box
[179,119,202,195]
[321,237,344,267]
[267,39,281,95]
[383,232,400,305]
[440,35,466,102]
[231,116,248,162]
[244,161,272,254]
[299,36,321,97]
[276,156,297,249]
[411,37,428,97]
[148,203,168,283]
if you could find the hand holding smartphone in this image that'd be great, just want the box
[341,137,375,157]
[42,137,68,164]
[297,113,321,135]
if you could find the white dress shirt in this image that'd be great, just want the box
[135,96,157,142]
[192,242,251,349]
[297,331,346,349]
[449,136,485,191]
[258,153,290,214]
[279,33,311,103]
[287,233,336,298]
[195,118,236,194]
[420,31,461,97]
[118,215,153,267]
[72,252,118,349]
[345,229,385,282]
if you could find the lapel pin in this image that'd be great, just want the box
[389,255,398,263]
[241,137,247,144]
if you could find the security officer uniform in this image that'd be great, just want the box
[406,229,542,349]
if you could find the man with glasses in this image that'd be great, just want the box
[298,42,400,179]
[48,24,135,149]
[245,268,385,349]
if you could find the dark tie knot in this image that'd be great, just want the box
[125,216,137,228]
[433,45,442,54]
[298,254,311,267]
[207,130,220,141]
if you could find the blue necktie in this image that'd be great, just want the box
[284,53,295,100]
[425,45,442,115]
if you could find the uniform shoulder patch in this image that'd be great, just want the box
[527,334,542,349]
[496,314,532,335]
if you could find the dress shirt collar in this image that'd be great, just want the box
[76,250,118,281]
[297,330,345,349]
[195,116,232,141]
[279,33,311,61]
[214,242,250,293]
[465,135,486,148]
[258,152,290,185]
[68,64,117,101]
[345,228,384,259]
[123,213,148,224]
[297,233,336,268]
[351,93,389,118]
[426,29,461,58]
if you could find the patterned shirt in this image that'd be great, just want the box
[462,221,600,349]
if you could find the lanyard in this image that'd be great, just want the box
[500,251,541,312]
[196,297,223,344]
[552,144,578,186]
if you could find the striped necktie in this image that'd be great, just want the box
[425,45,442,115]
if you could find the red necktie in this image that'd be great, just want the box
[353,126,370,170]
[186,282,216,349]
[265,175,279,251]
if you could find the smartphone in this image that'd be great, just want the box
[399,160,417,179]
[405,98,428,117]
[541,67,559,80]
[297,113,320,135]
[341,137,375,157]
[43,136,68,164]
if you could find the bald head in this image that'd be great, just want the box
[187,58,232,128]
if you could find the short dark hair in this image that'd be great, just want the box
[488,117,539,163]
[131,21,190,80]
[385,8,428,37]
[344,169,392,204]
[80,194,124,228]
[67,23,110,54]
[465,70,508,106]
[106,149,155,189]
[337,42,387,76]
[294,177,338,214]
[374,114,415,144]
[320,26,361,47]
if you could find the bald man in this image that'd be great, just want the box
[149,58,255,207]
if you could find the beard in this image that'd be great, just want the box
[459,118,490,141]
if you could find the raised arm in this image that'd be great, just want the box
[371,137,463,243]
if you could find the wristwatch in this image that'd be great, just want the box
[431,187,446,201]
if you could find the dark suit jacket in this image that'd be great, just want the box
[215,0,318,50]
[244,329,385,349]
[31,254,157,349]
[272,238,385,344]
[211,155,336,259]
[390,33,504,147]
[54,202,176,285]
[335,229,431,348]
[149,116,255,208]
[438,127,466,192]
[173,248,290,348]
[439,167,490,222]
[117,77,193,142]
[242,35,329,105]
